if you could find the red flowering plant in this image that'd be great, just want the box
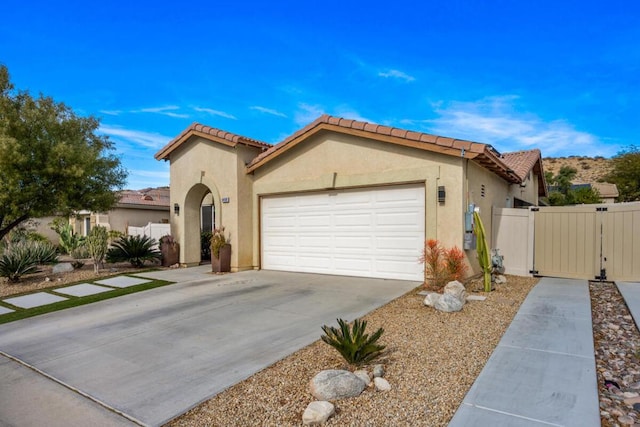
[419,239,468,290]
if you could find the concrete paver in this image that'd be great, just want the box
[94,276,151,288]
[0,305,15,315]
[449,277,600,427]
[54,283,113,297]
[4,292,67,309]
[0,270,417,426]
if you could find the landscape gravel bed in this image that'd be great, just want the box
[591,281,640,427]
[170,275,539,426]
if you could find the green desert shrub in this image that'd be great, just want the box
[86,226,109,273]
[201,231,213,260]
[321,318,385,366]
[0,246,39,282]
[55,223,85,255]
[106,235,161,268]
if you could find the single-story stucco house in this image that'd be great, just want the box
[72,187,171,236]
[155,115,547,281]
[31,188,171,244]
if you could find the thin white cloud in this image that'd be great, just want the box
[294,103,371,127]
[99,109,122,116]
[294,103,325,126]
[378,69,415,82]
[194,107,237,120]
[250,105,287,118]
[136,105,190,119]
[131,169,170,179]
[334,106,372,123]
[99,125,171,149]
[424,96,615,157]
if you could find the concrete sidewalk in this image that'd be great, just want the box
[616,282,640,331]
[449,277,600,427]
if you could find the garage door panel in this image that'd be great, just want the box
[261,184,425,281]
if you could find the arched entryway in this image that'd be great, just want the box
[181,183,220,265]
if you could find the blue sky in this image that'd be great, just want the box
[2,1,638,189]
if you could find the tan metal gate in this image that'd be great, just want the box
[532,203,640,281]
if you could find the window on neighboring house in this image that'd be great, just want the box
[84,217,91,236]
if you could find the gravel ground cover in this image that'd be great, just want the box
[591,281,640,427]
[170,275,539,427]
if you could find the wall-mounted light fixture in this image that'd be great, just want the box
[438,186,446,204]
[174,203,180,215]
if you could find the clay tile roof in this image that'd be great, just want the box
[245,115,522,184]
[155,122,270,160]
[117,187,170,208]
[502,149,547,197]
[502,149,542,181]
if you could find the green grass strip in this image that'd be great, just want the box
[0,277,174,325]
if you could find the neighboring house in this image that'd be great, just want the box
[547,182,619,204]
[155,115,547,281]
[73,187,170,236]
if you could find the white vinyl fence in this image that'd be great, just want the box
[127,222,170,245]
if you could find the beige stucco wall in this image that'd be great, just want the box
[250,132,469,271]
[167,136,261,269]
[508,170,539,206]
[465,160,512,274]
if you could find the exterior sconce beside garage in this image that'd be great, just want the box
[438,186,446,204]
[174,203,180,215]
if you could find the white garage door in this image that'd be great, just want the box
[261,184,425,281]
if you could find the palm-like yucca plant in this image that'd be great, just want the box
[106,235,161,268]
[321,318,385,366]
[0,247,38,282]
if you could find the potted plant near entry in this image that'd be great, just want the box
[159,235,180,267]
[211,227,231,273]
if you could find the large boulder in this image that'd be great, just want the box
[309,370,366,400]
[444,281,467,302]
[52,263,74,274]
[423,292,440,307]
[434,293,464,312]
[302,401,335,425]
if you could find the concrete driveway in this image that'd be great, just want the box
[0,269,417,426]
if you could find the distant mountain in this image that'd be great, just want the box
[542,156,613,183]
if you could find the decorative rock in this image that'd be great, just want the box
[434,293,464,312]
[466,295,487,301]
[374,377,391,392]
[353,370,371,386]
[309,370,366,400]
[444,281,467,302]
[623,391,639,398]
[52,263,74,274]
[494,275,507,284]
[373,364,385,378]
[302,401,335,425]
[618,415,634,425]
[423,293,440,307]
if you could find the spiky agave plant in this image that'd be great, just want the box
[473,210,492,292]
[106,235,161,268]
[321,318,385,366]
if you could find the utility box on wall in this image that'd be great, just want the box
[463,231,476,250]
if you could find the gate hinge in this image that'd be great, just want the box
[596,207,608,212]
[529,270,539,275]
[531,208,540,212]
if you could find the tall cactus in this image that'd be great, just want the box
[86,226,109,273]
[473,210,492,292]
